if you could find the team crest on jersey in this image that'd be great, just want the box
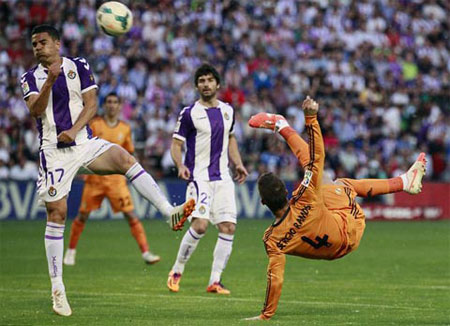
[335,188,342,195]
[67,70,77,79]
[224,112,230,120]
[199,205,206,215]
[48,186,57,197]
[301,170,313,187]
[21,81,30,94]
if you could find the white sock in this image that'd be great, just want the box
[209,233,234,285]
[45,222,65,292]
[172,227,204,274]
[126,162,173,217]
[400,173,408,191]
[275,118,290,132]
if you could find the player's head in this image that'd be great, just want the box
[194,64,221,101]
[31,25,61,65]
[104,92,121,118]
[257,172,289,214]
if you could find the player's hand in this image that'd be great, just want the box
[243,315,265,321]
[46,61,61,84]
[234,164,248,184]
[177,164,190,180]
[57,129,76,143]
[302,96,319,116]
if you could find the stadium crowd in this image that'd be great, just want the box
[1,0,449,184]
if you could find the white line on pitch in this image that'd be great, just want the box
[0,288,436,312]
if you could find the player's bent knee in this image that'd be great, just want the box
[46,200,68,223]
[192,219,208,234]
[116,147,136,172]
[47,207,67,223]
[218,222,236,235]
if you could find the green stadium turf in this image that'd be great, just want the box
[1,219,449,325]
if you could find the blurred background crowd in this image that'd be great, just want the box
[1,0,449,183]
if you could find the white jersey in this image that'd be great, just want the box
[20,57,98,150]
[173,100,235,182]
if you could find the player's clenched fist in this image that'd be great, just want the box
[46,61,61,84]
[302,96,319,116]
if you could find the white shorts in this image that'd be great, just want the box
[37,137,114,205]
[186,179,237,225]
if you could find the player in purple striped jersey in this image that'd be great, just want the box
[167,64,248,295]
[21,25,195,317]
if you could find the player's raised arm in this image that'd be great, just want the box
[301,96,324,190]
[23,61,61,117]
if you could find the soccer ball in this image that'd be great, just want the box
[96,1,133,36]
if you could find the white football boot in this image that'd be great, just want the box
[63,249,76,266]
[402,152,427,195]
[52,289,72,316]
[142,251,161,264]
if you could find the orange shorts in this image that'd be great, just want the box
[322,184,366,256]
[79,178,134,214]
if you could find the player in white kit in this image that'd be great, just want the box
[167,64,248,294]
[21,25,195,316]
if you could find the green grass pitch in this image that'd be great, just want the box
[1,219,449,325]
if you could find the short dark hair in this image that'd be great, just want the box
[194,64,221,86]
[105,92,120,101]
[31,24,60,40]
[257,172,288,213]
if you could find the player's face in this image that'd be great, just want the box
[196,74,219,100]
[104,96,121,118]
[31,33,60,64]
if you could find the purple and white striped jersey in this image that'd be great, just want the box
[173,100,235,182]
[20,57,98,149]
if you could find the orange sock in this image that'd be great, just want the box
[69,218,86,249]
[128,218,149,253]
[279,127,310,169]
[338,177,403,198]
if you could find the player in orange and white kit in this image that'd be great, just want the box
[64,93,160,266]
[244,96,427,320]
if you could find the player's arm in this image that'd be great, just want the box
[170,138,190,180]
[259,250,286,320]
[24,62,60,117]
[57,89,98,143]
[228,135,248,184]
[302,96,324,189]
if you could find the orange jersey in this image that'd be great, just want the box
[260,116,366,320]
[85,117,134,185]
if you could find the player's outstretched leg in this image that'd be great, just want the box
[339,153,427,197]
[249,112,310,168]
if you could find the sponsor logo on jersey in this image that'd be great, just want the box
[48,186,57,197]
[301,170,313,187]
[67,70,77,79]
[21,81,30,94]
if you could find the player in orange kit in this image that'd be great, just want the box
[245,96,427,320]
[64,93,160,266]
